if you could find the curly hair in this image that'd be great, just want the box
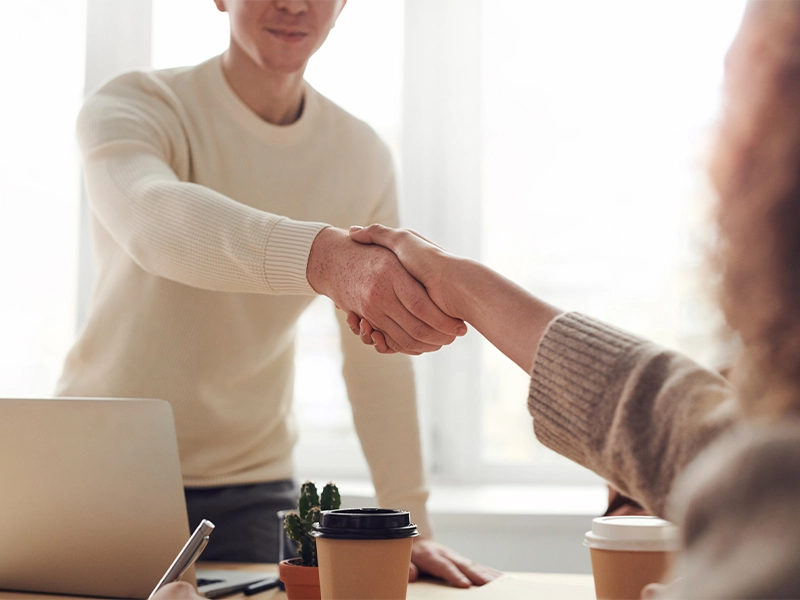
[711,1,800,416]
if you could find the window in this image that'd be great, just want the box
[476,0,747,474]
[0,2,86,397]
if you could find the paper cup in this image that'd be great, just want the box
[312,508,418,600]
[584,516,679,600]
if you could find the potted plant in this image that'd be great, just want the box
[279,481,341,600]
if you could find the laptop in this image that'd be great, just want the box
[0,397,274,599]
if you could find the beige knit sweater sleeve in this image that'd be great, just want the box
[528,312,738,517]
[530,314,800,598]
[77,72,329,295]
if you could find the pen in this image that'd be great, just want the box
[243,576,281,596]
[149,519,215,599]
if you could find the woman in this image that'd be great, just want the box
[347,1,800,597]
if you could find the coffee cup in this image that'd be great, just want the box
[311,508,419,600]
[584,516,679,600]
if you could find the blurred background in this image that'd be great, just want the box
[0,0,747,573]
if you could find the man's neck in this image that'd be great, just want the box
[221,46,306,126]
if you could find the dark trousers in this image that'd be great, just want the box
[185,480,298,563]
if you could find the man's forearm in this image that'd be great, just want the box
[306,225,340,297]
[450,257,563,373]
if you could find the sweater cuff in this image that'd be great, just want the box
[263,218,330,295]
[403,499,433,539]
[379,494,433,538]
[528,312,643,467]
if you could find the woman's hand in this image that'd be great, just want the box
[347,224,466,353]
[151,581,205,599]
[349,225,462,318]
[349,223,562,371]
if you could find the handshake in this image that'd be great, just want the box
[306,224,473,356]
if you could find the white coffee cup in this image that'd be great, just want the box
[584,516,679,600]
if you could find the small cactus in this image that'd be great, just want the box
[283,481,340,566]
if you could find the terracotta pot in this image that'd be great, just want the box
[279,558,321,600]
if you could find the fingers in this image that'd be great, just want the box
[371,331,397,354]
[446,554,502,586]
[408,561,420,583]
[414,551,473,588]
[404,227,443,249]
[347,313,398,355]
[349,223,396,249]
[362,321,397,354]
[346,311,361,335]
[411,539,501,589]
[342,236,465,354]
[151,582,203,600]
[641,583,667,599]
[368,311,442,354]
[394,278,466,340]
[351,224,463,332]
[360,319,374,345]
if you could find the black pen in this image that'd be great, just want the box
[242,575,281,596]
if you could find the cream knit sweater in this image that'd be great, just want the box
[57,55,431,536]
[531,313,800,598]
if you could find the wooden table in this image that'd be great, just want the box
[0,563,596,600]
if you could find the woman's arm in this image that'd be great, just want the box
[349,224,739,517]
[347,224,561,372]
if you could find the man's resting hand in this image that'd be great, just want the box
[151,582,204,599]
[411,537,502,588]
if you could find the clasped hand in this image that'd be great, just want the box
[340,224,463,354]
[306,226,465,354]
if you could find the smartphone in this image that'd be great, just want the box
[148,519,215,599]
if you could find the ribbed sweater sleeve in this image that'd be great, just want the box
[335,172,432,537]
[528,312,738,517]
[77,72,328,295]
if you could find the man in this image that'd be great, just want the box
[58,0,497,587]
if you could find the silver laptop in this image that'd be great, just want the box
[0,398,273,599]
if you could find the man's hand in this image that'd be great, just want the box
[349,224,463,318]
[410,537,501,588]
[307,227,466,354]
[345,224,468,353]
[151,582,204,599]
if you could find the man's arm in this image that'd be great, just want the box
[80,81,328,296]
[79,74,464,348]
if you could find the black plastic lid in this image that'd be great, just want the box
[310,508,420,540]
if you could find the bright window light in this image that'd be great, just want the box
[0,2,86,397]
[479,0,747,465]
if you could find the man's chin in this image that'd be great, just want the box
[259,55,310,76]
